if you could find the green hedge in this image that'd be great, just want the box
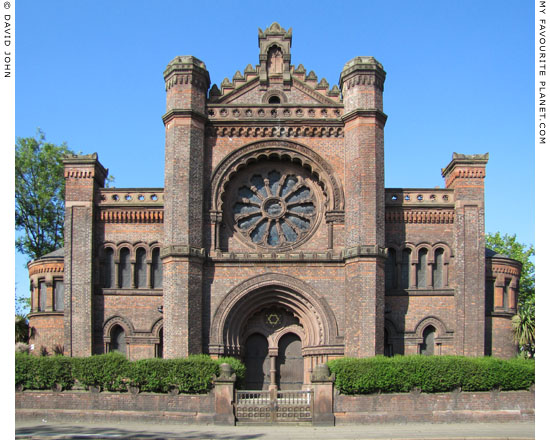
[327,356,535,395]
[15,353,74,391]
[15,353,245,394]
[72,352,130,391]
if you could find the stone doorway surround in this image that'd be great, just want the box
[209,273,344,385]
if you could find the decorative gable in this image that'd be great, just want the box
[207,23,341,107]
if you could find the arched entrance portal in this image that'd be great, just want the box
[209,273,343,389]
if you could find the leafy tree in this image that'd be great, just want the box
[15,130,74,261]
[15,288,31,316]
[511,301,535,358]
[486,232,535,356]
[485,232,534,306]
[15,315,30,343]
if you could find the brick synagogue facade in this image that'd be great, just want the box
[27,23,522,390]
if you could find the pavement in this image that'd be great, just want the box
[14,420,535,439]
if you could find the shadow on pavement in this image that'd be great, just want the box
[15,424,266,439]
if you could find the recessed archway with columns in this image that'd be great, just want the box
[209,273,343,386]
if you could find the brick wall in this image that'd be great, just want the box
[334,389,534,424]
[16,391,214,424]
[27,314,64,355]
[15,389,534,425]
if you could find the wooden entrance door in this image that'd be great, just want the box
[276,333,303,390]
[244,333,270,390]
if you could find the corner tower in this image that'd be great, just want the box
[340,57,387,357]
[162,56,210,358]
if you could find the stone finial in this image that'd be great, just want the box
[220,77,234,95]
[244,64,257,81]
[209,84,221,98]
[328,85,340,97]
[306,71,318,82]
[317,78,329,90]
[311,363,335,382]
[258,22,292,39]
[215,363,236,382]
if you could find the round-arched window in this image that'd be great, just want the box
[224,161,322,250]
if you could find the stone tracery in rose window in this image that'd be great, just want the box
[227,163,321,250]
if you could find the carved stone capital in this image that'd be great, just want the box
[325,210,344,224]
[210,210,223,224]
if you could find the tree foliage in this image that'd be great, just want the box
[486,232,535,356]
[511,301,535,358]
[15,315,30,343]
[485,232,534,307]
[15,130,74,261]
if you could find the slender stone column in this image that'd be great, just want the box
[269,354,277,390]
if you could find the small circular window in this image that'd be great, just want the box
[225,162,322,250]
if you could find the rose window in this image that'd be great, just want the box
[228,166,320,249]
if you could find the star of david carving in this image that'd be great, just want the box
[265,312,282,326]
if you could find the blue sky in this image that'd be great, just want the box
[14,1,533,301]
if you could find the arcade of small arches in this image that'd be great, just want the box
[100,243,163,289]
[385,243,452,290]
